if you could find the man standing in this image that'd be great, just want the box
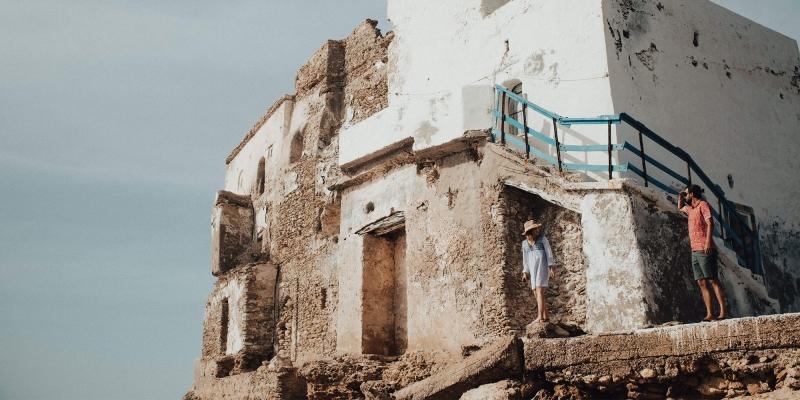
[679,185,729,321]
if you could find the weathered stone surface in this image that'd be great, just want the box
[201,263,278,375]
[190,359,306,400]
[503,185,587,330]
[459,379,543,400]
[525,314,800,371]
[298,355,387,400]
[522,314,800,399]
[211,190,254,276]
[525,322,571,339]
[361,380,395,400]
[393,336,523,400]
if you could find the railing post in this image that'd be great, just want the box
[500,92,507,145]
[718,197,724,240]
[743,235,752,272]
[607,121,613,179]
[638,130,648,187]
[552,118,563,175]
[522,102,530,159]
[491,89,498,143]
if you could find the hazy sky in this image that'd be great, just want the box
[0,1,797,399]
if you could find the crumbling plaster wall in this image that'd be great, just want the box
[212,20,393,371]
[337,152,506,356]
[345,0,621,178]
[190,358,306,400]
[602,0,800,311]
[336,136,779,362]
[581,180,779,332]
[225,97,292,197]
[486,142,777,332]
[201,264,277,376]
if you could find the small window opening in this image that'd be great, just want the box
[256,158,266,195]
[321,288,327,309]
[220,298,229,355]
[289,132,304,163]
[506,83,523,137]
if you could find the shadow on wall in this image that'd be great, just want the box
[481,0,512,15]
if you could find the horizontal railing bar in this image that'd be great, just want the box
[493,130,560,165]
[619,113,688,160]
[560,143,625,152]
[496,85,562,121]
[710,206,746,249]
[527,145,560,166]
[564,163,628,172]
[559,116,622,126]
[627,164,680,195]
[492,112,557,146]
[623,142,689,186]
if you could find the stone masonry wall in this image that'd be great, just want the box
[193,20,393,400]
[250,20,393,366]
[201,263,277,377]
[500,185,587,330]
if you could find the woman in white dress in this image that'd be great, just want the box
[520,219,555,323]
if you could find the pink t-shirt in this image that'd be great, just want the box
[685,200,717,251]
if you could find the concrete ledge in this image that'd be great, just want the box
[524,313,800,372]
[340,136,415,172]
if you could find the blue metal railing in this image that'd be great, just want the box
[492,84,762,276]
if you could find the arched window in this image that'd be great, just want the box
[289,132,304,163]
[256,158,265,195]
[507,83,523,136]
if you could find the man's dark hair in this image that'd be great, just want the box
[687,184,704,198]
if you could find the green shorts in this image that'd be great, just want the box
[691,249,719,280]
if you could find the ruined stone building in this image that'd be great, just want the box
[186,1,800,398]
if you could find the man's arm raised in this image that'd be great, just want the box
[678,189,688,212]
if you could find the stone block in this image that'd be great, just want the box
[393,336,523,400]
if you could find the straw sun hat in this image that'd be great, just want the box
[521,220,543,236]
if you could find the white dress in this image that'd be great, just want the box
[522,236,554,288]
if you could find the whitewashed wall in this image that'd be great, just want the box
[340,0,620,175]
[603,0,800,218]
[225,99,293,196]
[601,0,800,311]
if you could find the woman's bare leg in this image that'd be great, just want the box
[536,287,548,322]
